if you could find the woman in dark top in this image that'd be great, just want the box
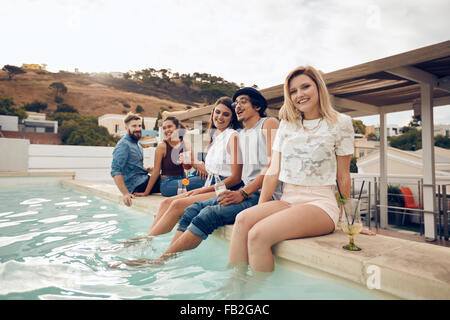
[133,117,206,197]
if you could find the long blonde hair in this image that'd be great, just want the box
[278,66,338,126]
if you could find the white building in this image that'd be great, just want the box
[0,115,19,131]
[0,114,57,133]
[375,124,401,138]
[98,114,157,136]
[434,124,450,137]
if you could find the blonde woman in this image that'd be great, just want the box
[228,66,373,273]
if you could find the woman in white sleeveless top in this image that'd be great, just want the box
[145,97,243,237]
[229,66,373,273]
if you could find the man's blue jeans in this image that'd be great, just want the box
[177,191,261,240]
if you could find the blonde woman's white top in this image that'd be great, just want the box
[204,128,237,177]
[272,113,354,186]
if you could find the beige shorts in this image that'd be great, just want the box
[280,183,340,229]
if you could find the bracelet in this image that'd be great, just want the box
[240,189,249,200]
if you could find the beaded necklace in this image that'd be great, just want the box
[302,117,323,134]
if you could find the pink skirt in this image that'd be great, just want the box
[280,183,340,229]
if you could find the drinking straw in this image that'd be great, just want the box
[336,179,350,224]
[352,180,365,224]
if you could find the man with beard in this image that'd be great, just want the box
[111,113,158,206]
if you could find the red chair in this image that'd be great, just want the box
[400,187,421,209]
[400,187,423,226]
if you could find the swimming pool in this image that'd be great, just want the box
[0,184,378,300]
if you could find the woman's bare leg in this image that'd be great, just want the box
[169,230,185,247]
[148,192,215,236]
[148,196,178,233]
[248,204,334,272]
[228,201,290,267]
[163,230,203,256]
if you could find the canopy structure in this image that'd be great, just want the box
[261,41,450,117]
[261,40,450,240]
[163,40,450,239]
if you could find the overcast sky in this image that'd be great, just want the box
[1,0,449,126]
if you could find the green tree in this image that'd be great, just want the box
[389,127,422,151]
[49,82,68,101]
[434,134,450,149]
[153,107,168,131]
[350,156,358,173]
[352,119,366,135]
[0,95,27,121]
[2,65,26,80]
[367,133,378,141]
[401,115,422,133]
[58,119,80,144]
[135,105,144,113]
[56,103,78,113]
[24,100,48,113]
[51,112,119,146]
[51,112,85,126]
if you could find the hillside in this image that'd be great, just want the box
[0,69,201,118]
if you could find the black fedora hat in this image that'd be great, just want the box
[232,87,268,109]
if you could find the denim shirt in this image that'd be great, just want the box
[111,134,149,193]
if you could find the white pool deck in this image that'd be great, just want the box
[2,172,450,300]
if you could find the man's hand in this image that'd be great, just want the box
[217,190,244,206]
[144,166,153,173]
[123,193,135,206]
[133,192,148,197]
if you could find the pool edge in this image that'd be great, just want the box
[60,179,450,300]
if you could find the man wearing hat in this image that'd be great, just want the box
[113,88,282,267]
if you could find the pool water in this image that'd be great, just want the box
[0,185,378,300]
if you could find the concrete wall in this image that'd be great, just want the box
[28,144,155,182]
[1,131,61,145]
[0,138,29,172]
[0,115,19,131]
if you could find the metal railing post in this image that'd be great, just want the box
[374,177,379,228]
[443,185,448,241]
[437,185,441,239]
[352,177,355,198]
[368,181,372,229]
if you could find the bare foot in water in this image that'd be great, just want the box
[108,253,176,269]
[118,235,153,248]
[108,257,165,269]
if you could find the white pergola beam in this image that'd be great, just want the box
[331,96,379,113]
[381,103,412,114]
[381,95,450,114]
[345,110,377,118]
[386,66,438,85]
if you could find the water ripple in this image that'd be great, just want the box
[38,215,78,224]
[20,198,51,205]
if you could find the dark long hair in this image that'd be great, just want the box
[163,116,186,141]
[206,97,241,144]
